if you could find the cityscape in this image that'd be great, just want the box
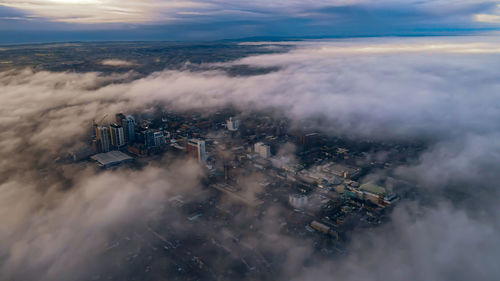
[68,108,409,279]
[1,1,500,281]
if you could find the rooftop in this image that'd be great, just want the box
[91,151,133,167]
[359,183,387,195]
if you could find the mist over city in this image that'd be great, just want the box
[1,1,499,281]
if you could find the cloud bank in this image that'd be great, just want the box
[0,163,204,280]
[100,59,136,67]
[0,36,499,280]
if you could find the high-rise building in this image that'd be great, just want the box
[115,113,126,123]
[227,117,240,131]
[254,142,271,158]
[299,133,321,148]
[120,115,135,144]
[288,194,308,209]
[109,123,125,149]
[144,130,155,148]
[187,139,206,163]
[153,131,165,147]
[95,126,110,152]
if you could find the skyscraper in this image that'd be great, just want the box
[109,123,125,149]
[120,115,135,144]
[144,130,155,148]
[153,131,165,147]
[227,117,239,131]
[95,126,110,152]
[115,113,126,123]
[187,139,206,163]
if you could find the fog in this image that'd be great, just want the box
[0,162,204,280]
[1,36,499,280]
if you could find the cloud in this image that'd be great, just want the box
[100,59,136,66]
[1,0,500,43]
[0,162,204,280]
[0,0,499,32]
[293,202,500,281]
[0,0,208,23]
[0,36,499,279]
[478,3,500,25]
[86,36,499,142]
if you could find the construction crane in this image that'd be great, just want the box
[91,114,108,137]
[98,114,108,125]
[92,114,108,126]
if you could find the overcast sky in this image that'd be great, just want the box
[1,0,500,43]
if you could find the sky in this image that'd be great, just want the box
[1,0,500,43]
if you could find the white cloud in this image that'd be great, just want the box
[293,203,500,281]
[476,13,500,23]
[0,162,204,280]
[0,0,208,23]
[100,59,135,66]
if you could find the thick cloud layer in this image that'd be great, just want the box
[294,203,500,281]
[0,163,204,280]
[1,36,499,280]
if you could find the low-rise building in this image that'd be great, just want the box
[344,182,399,206]
[254,142,271,158]
[90,150,133,168]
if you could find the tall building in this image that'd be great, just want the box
[95,126,110,152]
[144,130,155,148]
[115,113,126,123]
[288,194,308,209]
[254,142,271,158]
[187,139,206,163]
[300,133,321,148]
[153,131,165,147]
[109,123,125,149]
[227,117,240,131]
[120,115,135,144]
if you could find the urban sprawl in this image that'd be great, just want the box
[64,109,420,280]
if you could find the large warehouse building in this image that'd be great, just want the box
[90,151,133,168]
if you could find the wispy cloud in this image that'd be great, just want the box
[0,0,208,23]
[100,59,136,66]
[0,0,499,27]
